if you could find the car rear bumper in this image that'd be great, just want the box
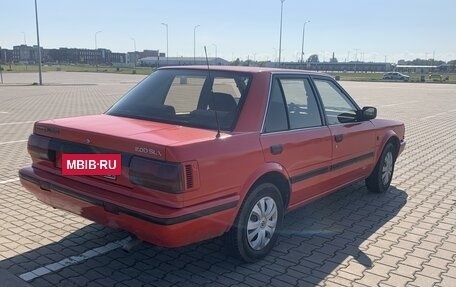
[19,166,238,247]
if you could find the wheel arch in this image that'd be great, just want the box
[388,136,400,159]
[239,163,291,210]
[252,172,291,209]
[378,130,401,161]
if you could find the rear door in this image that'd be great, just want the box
[312,78,375,188]
[260,75,332,207]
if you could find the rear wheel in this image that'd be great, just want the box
[224,183,284,262]
[366,142,396,193]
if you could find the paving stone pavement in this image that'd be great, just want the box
[0,73,455,287]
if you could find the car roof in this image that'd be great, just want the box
[159,65,332,77]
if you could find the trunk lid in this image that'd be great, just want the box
[33,114,217,188]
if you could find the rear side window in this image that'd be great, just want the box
[280,78,322,129]
[264,79,288,133]
[263,76,323,133]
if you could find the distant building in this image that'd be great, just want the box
[13,45,33,63]
[44,48,125,64]
[139,56,229,67]
[438,63,456,73]
[267,61,394,72]
[13,45,43,64]
[45,48,78,63]
[110,52,126,64]
[126,52,139,66]
[126,50,165,66]
[76,49,98,63]
[139,50,160,58]
[395,65,437,73]
[0,47,13,63]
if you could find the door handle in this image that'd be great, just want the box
[334,134,344,143]
[270,144,283,155]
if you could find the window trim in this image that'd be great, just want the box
[261,125,330,137]
[275,77,291,130]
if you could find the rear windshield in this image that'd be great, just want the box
[106,69,252,131]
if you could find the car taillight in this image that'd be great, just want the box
[129,156,184,193]
[28,134,56,162]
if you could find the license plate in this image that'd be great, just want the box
[61,154,122,176]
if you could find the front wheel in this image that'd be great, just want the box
[366,142,396,193]
[224,183,284,262]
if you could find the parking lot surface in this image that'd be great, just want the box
[1,72,455,287]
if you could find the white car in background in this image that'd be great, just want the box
[383,72,410,81]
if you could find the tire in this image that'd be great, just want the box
[224,183,284,262]
[366,142,396,193]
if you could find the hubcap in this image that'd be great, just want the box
[382,151,393,185]
[247,196,278,250]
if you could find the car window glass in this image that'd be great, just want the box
[280,78,322,129]
[213,78,242,100]
[314,79,357,125]
[107,70,251,131]
[165,76,204,112]
[264,78,288,132]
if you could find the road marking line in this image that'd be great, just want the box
[19,237,131,282]
[380,101,421,107]
[0,139,27,145]
[0,178,19,184]
[0,112,9,114]
[381,103,402,107]
[421,112,449,120]
[0,120,35,126]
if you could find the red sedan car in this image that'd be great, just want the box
[19,66,405,262]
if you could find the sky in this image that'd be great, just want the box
[1,0,455,63]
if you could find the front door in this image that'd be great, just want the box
[260,75,332,208]
[312,78,376,189]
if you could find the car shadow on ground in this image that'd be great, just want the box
[1,182,407,287]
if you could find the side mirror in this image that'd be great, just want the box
[358,106,377,121]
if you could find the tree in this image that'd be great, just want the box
[307,54,319,63]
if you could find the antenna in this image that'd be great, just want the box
[204,46,221,139]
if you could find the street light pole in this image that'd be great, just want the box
[95,30,101,71]
[300,20,310,64]
[278,0,285,66]
[95,31,102,49]
[194,25,200,64]
[21,32,27,45]
[161,23,168,65]
[34,0,42,85]
[130,37,137,72]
